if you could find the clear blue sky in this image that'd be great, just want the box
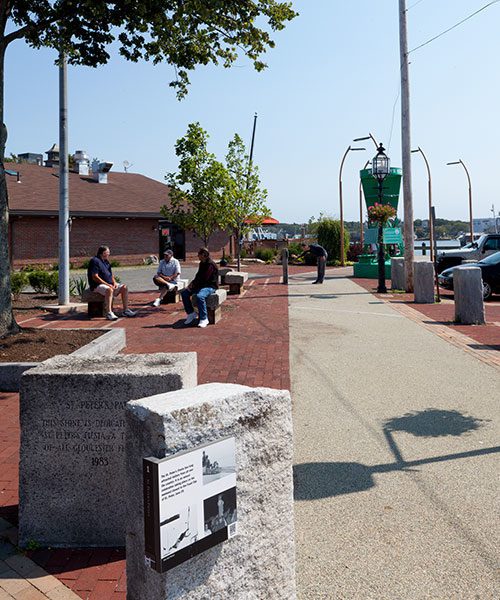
[5,0,500,224]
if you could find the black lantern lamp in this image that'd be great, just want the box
[372,144,390,181]
[371,143,390,293]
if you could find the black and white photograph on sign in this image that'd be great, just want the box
[160,505,198,559]
[203,487,237,536]
[202,437,236,485]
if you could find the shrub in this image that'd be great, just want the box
[239,248,248,259]
[255,248,276,263]
[79,259,90,269]
[70,277,88,297]
[11,272,29,297]
[317,219,349,263]
[27,270,59,294]
[288,242,303,257]
[110,260,120,268]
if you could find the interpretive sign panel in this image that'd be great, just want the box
[143,437,237,573]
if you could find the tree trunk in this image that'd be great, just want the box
[0,42,19,336]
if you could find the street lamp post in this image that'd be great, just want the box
[359,160,370,247]
[372,144,391,293]
[354,133,379,149]
[447,159,473,243]
[411,147,433,261]
[339,145,365,266]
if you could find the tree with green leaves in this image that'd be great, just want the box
[0,1,297,336]
[224,133,270,270]
[163,123,231,247]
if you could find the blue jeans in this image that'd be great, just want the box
[181,287,214,321]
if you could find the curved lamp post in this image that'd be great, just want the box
[339,146,365,266]
[372,143,391,293]
[359,160,370,247]
[354,133,379,149]
[411,147,433,261]
[447,159,473,243]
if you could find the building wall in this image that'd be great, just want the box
[10,216,231,266]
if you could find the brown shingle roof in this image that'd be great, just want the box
[6,163,171,218]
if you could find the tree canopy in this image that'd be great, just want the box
[0,0,297,335]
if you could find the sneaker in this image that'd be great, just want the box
[153,298,161,307]
[184,312,197,325]
[198,318,209,328]
[123,308,137,317]
[106,312,118,321]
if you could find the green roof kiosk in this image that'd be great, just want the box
[353,166,403,279]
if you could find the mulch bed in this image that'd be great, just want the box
[0,328,103,362]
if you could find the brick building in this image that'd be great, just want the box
[6,157,229,267]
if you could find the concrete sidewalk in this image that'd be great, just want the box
[290,271,499,599]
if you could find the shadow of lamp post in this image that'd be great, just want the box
[447,159,473,244]
[370,143,392,294]
[339,145,365,266]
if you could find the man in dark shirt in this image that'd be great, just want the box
[181,248,219,328]
[87,245,136,320]
[299,243,328,284]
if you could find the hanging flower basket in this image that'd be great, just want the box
[368,202,397,225]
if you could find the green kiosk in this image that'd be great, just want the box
[353,166,403,279]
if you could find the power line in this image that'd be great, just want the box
[409,0,500,54]
[406,0,426,10]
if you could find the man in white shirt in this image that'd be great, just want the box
[152,249,181,307]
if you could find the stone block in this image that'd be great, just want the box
[414,261,435,303]
[81,289,105,318]
[218,268,233,286]
[125,383,296,600]
[19,353,197,548]
[192,290,226,325]
[391,257,405,290]
[454,266,485,325]
[225,272,248,295]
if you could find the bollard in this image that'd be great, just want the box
[126,383,296,599]
[391,257,405,290]
[282,247,289,284]
[421,242,427,256]
[19,353,197,547]
[454,266,485,324]
[414,261,435,303]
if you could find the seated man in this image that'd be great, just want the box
[87,245,136,320]
[152,249,181,307]
[181,248,218,328]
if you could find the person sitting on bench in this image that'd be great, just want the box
[152,249,181,307]
[87,245,136,320]
[181,248,218,328]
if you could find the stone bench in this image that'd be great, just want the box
[225,271,249,295]
[159,278,188,304]
[192,288,227,324]
[219,267,233,286]
[81,289,106,318]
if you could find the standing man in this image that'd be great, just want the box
[299,243,328,284]
[152,249,181,307]
[87,245,136,320]
[181,248,218,328]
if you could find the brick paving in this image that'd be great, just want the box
[1,269,293,599]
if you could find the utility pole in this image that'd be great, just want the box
[399,0,414,292]
[58,51,70,305]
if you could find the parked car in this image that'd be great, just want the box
[438,251,500,300]
[436,233,500,273]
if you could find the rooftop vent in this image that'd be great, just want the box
[73,150,90,175]
[91,159,113,184]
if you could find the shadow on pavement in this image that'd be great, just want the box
[295,408,496,500]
